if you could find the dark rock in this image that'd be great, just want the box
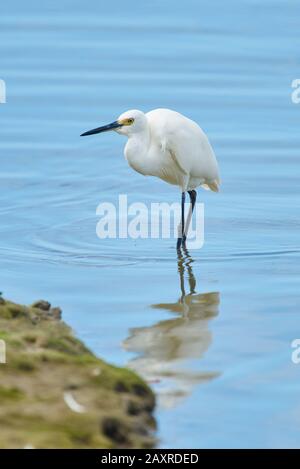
[101,417,129,445]
[49,307,62,320]
[127,399,142,416]
[32,300,51,311]
[114,381,128,393]
[132,383,149,397]
[65,383,80,390]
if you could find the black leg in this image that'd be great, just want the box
[182,190,197,246]
[188,190,197,212]
[177,191,185,250]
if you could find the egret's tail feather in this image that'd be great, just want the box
[201,179,220,192]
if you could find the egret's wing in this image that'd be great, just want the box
[147,109,194,175]
[147,109,220,191]
[168,148,188,175]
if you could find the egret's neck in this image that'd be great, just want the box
[124,128,154,176]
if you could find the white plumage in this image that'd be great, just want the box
[116,108,220,193]
[81,108,220,248]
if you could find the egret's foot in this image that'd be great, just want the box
[182,245,190,257]
[176,238,183,250]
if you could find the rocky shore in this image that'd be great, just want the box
[0,296,156,448]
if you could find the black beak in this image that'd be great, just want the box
[80,120,122,137]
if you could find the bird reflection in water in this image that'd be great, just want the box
[123,249,220,408]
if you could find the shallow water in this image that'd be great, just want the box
[1,0,300,448]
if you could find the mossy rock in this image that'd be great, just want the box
[0,298,156,448]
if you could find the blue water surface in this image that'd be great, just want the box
[1,0,300,448]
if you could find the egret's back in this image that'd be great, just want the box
[146,109,220,192]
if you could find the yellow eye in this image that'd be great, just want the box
[119,117,135,126]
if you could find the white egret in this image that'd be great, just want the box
[81,108,220,249]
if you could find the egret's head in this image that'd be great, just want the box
[80,109,146,138]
